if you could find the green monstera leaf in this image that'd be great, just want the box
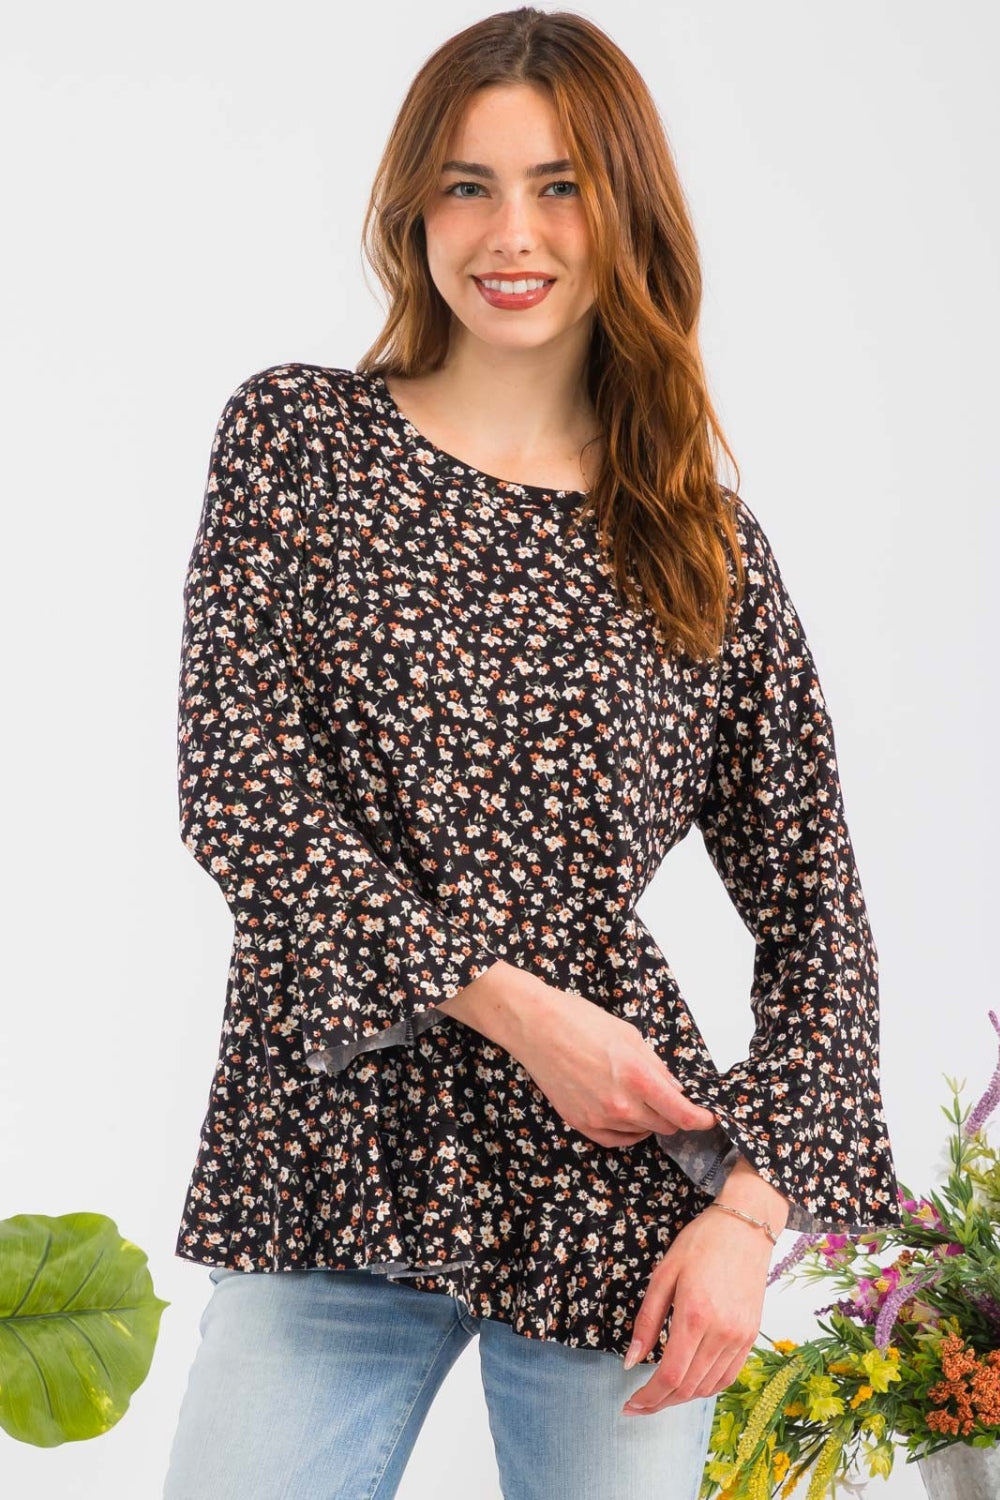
[0,1212,169,1446]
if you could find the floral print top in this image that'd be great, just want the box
[174,361,902,1361]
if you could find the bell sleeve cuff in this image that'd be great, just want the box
[177,370,504,1083]
[657,494,902,1237]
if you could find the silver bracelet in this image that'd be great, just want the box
[705,1200,778,1246]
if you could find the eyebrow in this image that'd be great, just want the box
[440,158,575,180]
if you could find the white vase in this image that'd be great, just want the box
[917,1439,1000,1499]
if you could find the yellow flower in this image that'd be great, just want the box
[780,1458,812,1498]
[734,1354,810,1467]
[737,1355,771,1393]
[861,1412,887,1439]
[747,1450,771,1500]
[772,1450,791,1481]
[715,1408,742,1449]
[808,1393,846,1423]
[827,1360,856,1376]
[850,1384,874,1408]
[783,1401,806,1418]
[773,1339,799,1354]
[805,1432,845,1500]
[705,1458,740,1487]
[863,1439,894,1479]
[804,1373,845,1423]
[860,1349,903,1392]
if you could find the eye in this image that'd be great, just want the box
[443,180,580,199]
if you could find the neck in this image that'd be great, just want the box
[425,339,598,460]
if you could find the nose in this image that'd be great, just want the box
[488,190,539,257]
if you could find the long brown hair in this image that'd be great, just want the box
[356,6,744,662]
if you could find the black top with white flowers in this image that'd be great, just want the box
[174,361,901,1361]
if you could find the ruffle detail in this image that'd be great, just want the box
[175,975,712,1359]
[390,1123,709,1360]
[316,1043,481,1274]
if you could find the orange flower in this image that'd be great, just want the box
[926,1334,1000,1436]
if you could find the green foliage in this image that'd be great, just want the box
[699,1058,1000,1499]
[0,1212,169,1447]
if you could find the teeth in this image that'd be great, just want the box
[480,277,551,293]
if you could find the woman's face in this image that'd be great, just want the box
[421,83,596,358]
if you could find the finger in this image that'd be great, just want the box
[636,1062,720,1131]
[646,1340,742,1409]
[694,1342,741,1397]
[625,1282,708,1409]
[636,1079,718,1135]
[635,1338,730,1413]
[597,1128,652,1146]
[715,1344,756,1395]
[615,1055,717,1136]
[623,1256,680,1374]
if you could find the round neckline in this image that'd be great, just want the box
[371,372,589,504]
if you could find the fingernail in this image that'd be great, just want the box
[622,1400,648,1414]
[623,1338,642,1370]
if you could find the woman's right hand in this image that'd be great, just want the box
[508,985,719,1148]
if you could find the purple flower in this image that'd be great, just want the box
[875,1266,944,1350]
[898,1195,945,1229]
[970,1290,1000,1339]
[813,1300,840,1316]
[844,1277,882,1324]
[815,1295,868,1323]
[817,1233,855,1266]
[767,1231,823,1287]
[964,1010,1000,1137]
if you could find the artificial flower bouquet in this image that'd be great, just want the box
[698,1010,1000,1499]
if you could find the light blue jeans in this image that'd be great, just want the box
[163,1264,717,1499]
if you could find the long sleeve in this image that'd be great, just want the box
[657,495,902,1236]
[177,370,504,1082]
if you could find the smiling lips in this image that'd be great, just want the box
[473,275,556,310]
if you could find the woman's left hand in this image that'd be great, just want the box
[620,1209,772,1414]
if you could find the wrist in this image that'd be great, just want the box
[715,1155,791,1237]
[703,1200,779,1247]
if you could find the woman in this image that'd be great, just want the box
[163,8,901,1498]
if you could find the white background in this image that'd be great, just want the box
[2,2,997,1495]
